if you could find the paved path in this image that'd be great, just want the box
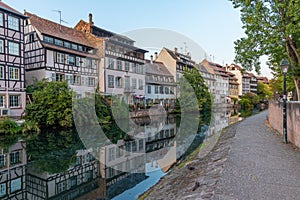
[215,111,300,200]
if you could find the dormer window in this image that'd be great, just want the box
[44,36,53,43]
[64,41,71,48]
[54,39,63,46]
[72,44,77,50]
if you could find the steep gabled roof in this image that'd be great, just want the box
[145,60,173,77]
[0,2,26,18]
[25,12,95,48]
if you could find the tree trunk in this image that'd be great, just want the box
[293,78,300,101]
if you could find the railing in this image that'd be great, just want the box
[105,50,145,63]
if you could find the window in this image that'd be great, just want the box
[68,176,77,189]
[8,41,19,56]
[148,85,151,94]
[10,151,20,164]
[65,74,73,84]
[132,78,137,89]
[136,64,140,73]
[57,52,64,63]
[76,57,82,67]
[109,147,115,161]
[108,75,114,88]
[64,41,71,48]
[69,55,75,66]
[57,181,67,193]
[165,87,170,94]
[9,95,20,108]
[65,54,69,64]
[125,62,129,71]
[0,183,6,197]
[71,43,77,50]
[0,40,3,53]
[73,75,80,85]
[29,33,34,43]
[0,96,5,108]
[170,87,174,94]
[44,35,53,43]
[54,39,63,46]
[0,13,3,26]
[0,155,5,168]
[9,67,19,80]
[160,86,164,94]
[138,79,143,90]
[117,60,122,70]
[155,85,159,94]
[125,77,130,89]
[88,77,95,87]
[8,16,19,31]
[115,77,122,88]
[56,74,64,82]
[139,139,144,152]
[108,58,114,69]
[132,63,136,73]
[0,65,4,79]
[85,58,92,68]
[10,178,21,193]
[78,45,83,51]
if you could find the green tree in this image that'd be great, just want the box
[231,0,300,100]
[180,67,212,115]
[25,80,73,129]
[257,82,273,101]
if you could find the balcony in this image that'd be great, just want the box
[124,88,135,93]
[105,50,145,63]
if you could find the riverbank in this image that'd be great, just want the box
[138,114,240,199]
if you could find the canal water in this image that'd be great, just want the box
[0,108,240,200]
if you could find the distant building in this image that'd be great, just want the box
[155,47,196,97]
[0,2,27,117]
[257,76,269,84]
[242,72,251,95]
[197,63,216,95]
[201,59,229,105]
[225,64,243,96]
[144,57,176,107]
[226,71,239,102]
[75,14,148,104]
[249,73,258,94]
[24,12,99,98]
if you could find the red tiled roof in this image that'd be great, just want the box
[0,2,25,17]
[25,12,95,48]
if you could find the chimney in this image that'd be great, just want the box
[150,55,153,64]
[154,52,158,60]
[174,47,178,53]
[89,13,93,25]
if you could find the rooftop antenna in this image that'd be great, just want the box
[184,42,187,55]
[52,10,68,29]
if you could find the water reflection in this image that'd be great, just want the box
[0,108,240,200]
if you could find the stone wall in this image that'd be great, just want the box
[268,101,300,147]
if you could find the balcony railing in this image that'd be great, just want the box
[105,50,145,63]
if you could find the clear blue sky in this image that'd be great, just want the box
[4,0,272,78]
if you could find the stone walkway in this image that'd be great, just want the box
[140,110,300,200]
[215,111,300,200]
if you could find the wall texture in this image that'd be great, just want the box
[268,101,300,147]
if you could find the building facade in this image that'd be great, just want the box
[75,14,148,104]
[0,2,27,117]
[226,71,239,103]
[249,73,258,94]
[24,12,99,98]
[242,72,251,95]
[197,63,216,96]
[144,58,176,107]
[201,59,229,105]
[155,47,195,97]
[225,64,243,96]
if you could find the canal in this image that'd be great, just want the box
[0,107,240,200]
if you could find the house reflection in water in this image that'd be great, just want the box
[0,139,27,200]
[26,148,99,200]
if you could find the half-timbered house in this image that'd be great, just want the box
[75,14,148,104]
[24,12,99,98]
[0,2,27,117]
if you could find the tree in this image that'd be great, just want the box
[257,82,273,100]
[231,0,300,100]
[25,80,73,129]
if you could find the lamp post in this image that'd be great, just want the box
[280,59,289,143]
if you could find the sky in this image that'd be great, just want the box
[4,0,272,78]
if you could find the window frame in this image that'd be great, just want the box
[9,67,19,80]
[8,41,19,56]
[108,75,114,88]
[0,39,4,53]
[0,12,3,27]
[0,65,4,79]
[7,15,19,31]
[57,52,64,64]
